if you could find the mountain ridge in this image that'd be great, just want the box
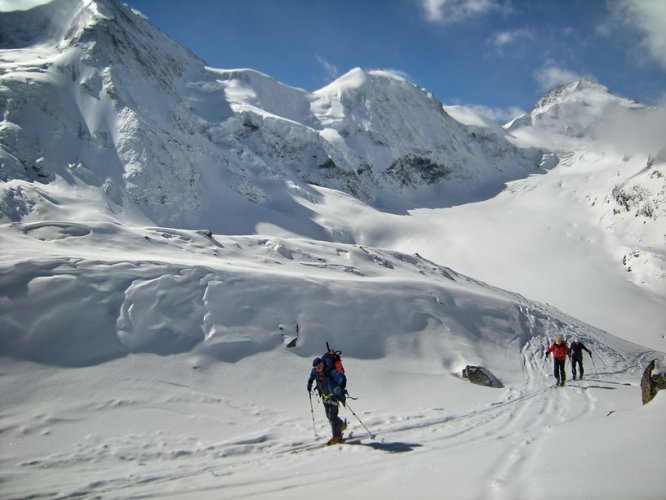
[1,0,549,232]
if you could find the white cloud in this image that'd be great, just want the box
[612,0,666,69]
[489,28,534,51]
[454,104,525,125]
[445,103,526,126]
[533,63,583,91]
[419,0,503,24]
[316,55,339,82]
[471,104,526,123]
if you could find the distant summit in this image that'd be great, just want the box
[0,0,85,48]
[534,80,629,111]
[506,79,646,141]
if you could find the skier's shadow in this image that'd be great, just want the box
[349,441,422,453]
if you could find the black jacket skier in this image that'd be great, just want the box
[570,340,592,380]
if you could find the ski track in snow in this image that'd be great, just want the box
[2,346,638,500]
[0,220,659,499]
[0,212,661,499]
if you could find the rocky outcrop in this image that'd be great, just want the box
[462,365,503,388]
[641,359,666,404]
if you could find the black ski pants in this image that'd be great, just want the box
[571,357,584,379]
[553,358,566,384]
[324,401,344,438]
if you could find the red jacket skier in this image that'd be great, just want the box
[545,338,571,386]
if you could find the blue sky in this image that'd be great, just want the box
[10,0,665,122]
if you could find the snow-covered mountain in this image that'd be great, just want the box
[503,79,665,311]
[506,79,666,231]
[507,80,642,137]
[506,79,666,157]
[0,0,548,233]
[1,1,665,498]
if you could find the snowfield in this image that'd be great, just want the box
[0,220,663,499]
[1,0,665,499]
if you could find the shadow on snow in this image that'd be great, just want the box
[348,441,423,453]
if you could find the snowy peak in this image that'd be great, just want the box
[211,68,316,126]
[0,0,80,48]
[0,0,539,231]
[507,79,646,137]
[314,67,449,126]
[533,79,639,114]
[0,0,123,49]
[316,67,416,95]
[308,66,544,199]
[0,0,200,94]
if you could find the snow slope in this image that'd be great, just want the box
[313,85,666,349]
[325,148,666,350]
[0,220,663,499]
[1,1,665,499]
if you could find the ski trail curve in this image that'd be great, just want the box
[479,332,601,500]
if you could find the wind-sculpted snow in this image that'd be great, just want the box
[0,221,652,373]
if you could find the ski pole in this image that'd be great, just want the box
[308,391,318,438]
[344,400,376,440]
[590,353,599,379]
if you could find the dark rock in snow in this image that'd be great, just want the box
[462,365,503,388]
[641,359,666,405]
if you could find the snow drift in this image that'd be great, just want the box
[1,221,651,372]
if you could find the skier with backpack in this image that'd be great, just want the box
[545,337,571,386]
[570,339,592,380]
[307,345,348,445]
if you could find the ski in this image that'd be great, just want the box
[286,432,368,454]
[326,436,364,446]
